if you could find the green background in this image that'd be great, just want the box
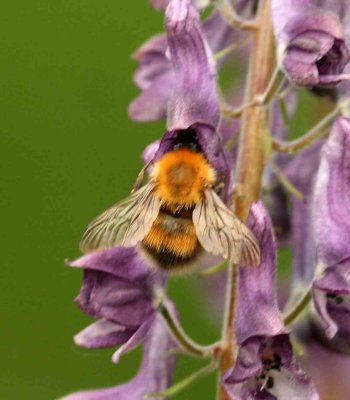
[0,1,334,399]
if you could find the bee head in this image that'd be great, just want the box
[170,129,202,153]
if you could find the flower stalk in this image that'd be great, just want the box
[272,108,340,154]
[283,286,313,326]
[219,0,275,398]
[159,302,216,358]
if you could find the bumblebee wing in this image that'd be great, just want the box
[193,189,260,266]
[80,182,160,253]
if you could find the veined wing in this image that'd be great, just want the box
[193,189,260,266]
[80,182,160,253]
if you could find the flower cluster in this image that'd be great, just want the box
[62,0,350,399]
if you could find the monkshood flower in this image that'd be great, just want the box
[312,117,350,343]
[61,311,177,400]
[136,0,234,202]
[128,8,232,122]
[67,246,167,363]
[285,139,324,292]
[262,88,297,245]
[271,0,350,87]
[283,131,350,355]
[224,202,318,400]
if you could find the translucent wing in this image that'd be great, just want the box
[80,182,160,253]
[193,189,260,266]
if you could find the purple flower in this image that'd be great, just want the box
[224,202,318,400]
[283,125,350,354]
[311,117,350,342]
[60,311,177,400]
[285,139,324,290]
[67,246,167,363]
[337,2,350,101]
[262,87,298,245]
[271,0,350,86]
[134,0,234,202]
[128,7,232,122]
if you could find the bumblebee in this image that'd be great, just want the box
[80,135,260,271]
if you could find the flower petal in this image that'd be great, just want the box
[313,117,350,266]
[75,269,154,328]
[67,247,150,281]
[271,0,350,86]
[236,202,286,343]
[74,318,136,349]
[166,0,220,129]
[311,117,350,339]
[129,10,232,123]
[61,312,177,400]
[112,316,155,363]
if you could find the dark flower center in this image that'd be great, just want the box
[326,292,344,304]
[255,352,283,391]
[316,41,342,76]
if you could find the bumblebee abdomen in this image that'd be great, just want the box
[141,243,202,270]
[141,213,202,270]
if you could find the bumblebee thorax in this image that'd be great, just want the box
[151,148,216,209]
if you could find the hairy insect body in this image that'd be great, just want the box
[142,148,214,269]
[80,142,260,271]
[152,148,216,211]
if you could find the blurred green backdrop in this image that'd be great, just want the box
[0,1,327,399]
[0,2,218,399]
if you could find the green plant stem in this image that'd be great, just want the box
[219,0,275,399]
[255,67,285,106]
[283,287,312,326]
[269,158,304,200]
[272,108,340,154]
[199,260,229,277]
[214,36,252,61]
[145,361,217,398]
[159,302,215,358]
[214,0,258,30]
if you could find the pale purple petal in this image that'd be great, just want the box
[337,2,350,100]
[313,117,350,266]
[74,319,136,349]
[73,269,154,328]
[61,313,177,400]
[68,247,151,280]
[142,140,160,165]
[225,335,319,400]
[271,0,350,86]
[312,117,350,339]
[236,202,285,343]
[224,203,318,399]
[129,74,174,121]
[262,87,297,244]
[129,10,232,122]
[112,316,155,363]
[68,247,165,329]
[128,34,174,121]
[285,140,324,286]
[166,0,220,129]
[313,260,350,339]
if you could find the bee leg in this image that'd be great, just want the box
[213,181,225,195]
[131,160,152,193]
